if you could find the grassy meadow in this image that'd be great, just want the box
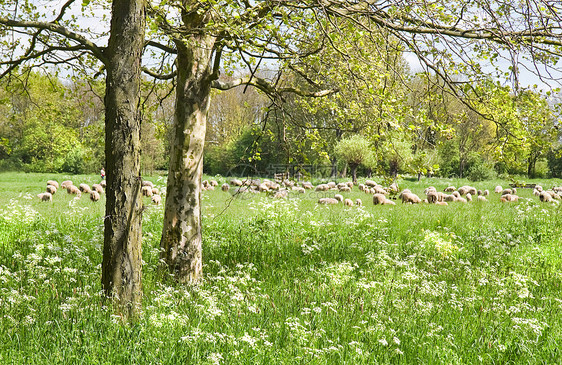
[1,171,562,364]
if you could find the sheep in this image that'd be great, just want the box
[37,192,52,202]
[458,186,477,196]
[315,184,329,191]
[533,188,540,196]
[142,185,153,197]
[553,186,562,193]
[444,186,456,192]
[283,180,295,188]
[338,186,352,193]
[426,192,438,204]
[435,201,448,206]
[388,182,399,193]
[477,196,488,202]
[334,194,344,202]
[318,197,339,205]
[372,193,387,205]
[365,180,377,187]
[210,180,218,187]
[151,187,159,195]
[355,199,363,207]
[292,186,305,194]
[466,193,472,202]
[221,183,230,192]
[455,197,468,203]
[327,182,336,189]
[358,184,366,192]
[452,191,461,198]
[47,180,59,189]
[535,185,543,192]
[539,191,552,202]
[546,190,561,200]
[142,180,154,188]
[344,199,354,206]
[274,190,289,199]
[99,180,107,188]
[383,199,396,205]
[346,182,354,189]
[92,184,104,194]
[443,194,456,202]
[401,192,421,204]
[373,186,388,195]
[202,180,210,188]
[302,182,314,190]
[500,194,519,202]
[494,186,503,194]
[61,180,73,189]
[501,189,512,196]
[230,179,243,186]
[151,194,162,205]
[79,183,92,194]
[397,189,412,199]
[206,185,215,191]
[512,188,517,194]
[424,186,437,195]
[483,189,489,196]
[46,185,57,195]
[67,185,81,197]
[90,191,100,202]
[477,190,483,196]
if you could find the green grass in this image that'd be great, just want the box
[1,171,562,364]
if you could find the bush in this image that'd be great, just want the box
[467,163,497,181]
[61,147,85,174]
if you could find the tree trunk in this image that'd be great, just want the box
[101,0,145,319]
[160,35,215,283]
[350,164,358,184]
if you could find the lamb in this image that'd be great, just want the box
[539,191,552,202]
[315,184,329,191]
[302,182,314,190]
[334,194,344,202]
[444,186,456,192]
[90,191,100,202]
[494,186,503,194]
[46,185,57,195]
[92,184,104,194]
[364,180,377,187]
[424,186,436,195]
[372,193,387,205]
[501,189,512,196]
[79,183,92,193]
[338,186,352,193]
[318,198,339,205]
[99,180,107,188]
[141,185,153,197]
[466,193,472,202]
[533,188,540,196]
[142,180,154,188]
[483,189,489,196]
[210,180,218,187]
[47,180,59,189]
[500,194,519,202]
[346,182,354,188]
[221,183,230,192]
[327,182,337,189]
[401,192,421,204]
[373,186,388,195]
[443,194,456,202]
[535,185,543,192]
[151,187,159,195]
[452,191,461,198]
[397,189,412,199]
[358,184,366,192]
[355,199,363,207]
[151,194,162,205]
[61,180,73,189]
[37,192,52,202]
[458,186,477,196]
[388,182,399,193]
[477,190,482,196]
[344,199,354,206]
[230,179,243,186]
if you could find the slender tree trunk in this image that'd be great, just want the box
[101,0,145,319]
[160,35,215,283]
[350,164,358,184]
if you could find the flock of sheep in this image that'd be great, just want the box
[37,179,162,205]
[39,176,562,208]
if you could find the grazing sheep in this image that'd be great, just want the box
[466,193,472,202]
[151,194,162,205]
[458,186,477,196]
[424,186,436,195]
[401,192,422,204]
[142,185,153,197]
[443,194,456,202]
[435,201,448,206]
[512,188,517,194]
[455,197,468,203]
[338,186,352,193]
[292,186,305,194]
[426,192,438,204]
[67,185,81,197]
[373,186,388,195]
[202,180,209,188]
[539,191,552,202]
[318,197,339,205]
[327,182,336,189]
[346,182,354,188]
[535,185,543,192]
[477,190,483,196]
[500,194,519,202]
[230,179,243,186]
[46,185,57,195]
[90,191,100,202]
[344,199,353,206]
[365,180,377,187]
[47,180,59,189]
[142,180,154,188]
[388,182,399,193]
[533,188,540,196]
[37,192,52,202]
[553,186,562,193]
[302,182,314,190]
[92,184,104,194]
[334,194,344,202]
[483,189,489,196]
[221,183,230,192]
[99,180,107,188]
[358,184,366,192]
[452,191,461,198]
[79,183,92,193]
[274,190,289,199]
[477,196,488,202]
[372,194,387,205]
[151,188,159,195]
[61,180,73,189]
[355,199,363,207]
[494,186,503,194]
[210,180,218,187]
[206,185,215,191]
[315,184,329,191]
[397,189,412,199]
[444,186,456,192]
[501,189,512,196]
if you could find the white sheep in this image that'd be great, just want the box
[79,183,92,193]
[539,191,552,202]
[426,191,438,204]
[37,192,52,202]
[151,187,159,195]
[100,180,107,188]
[67,185,81,197]
[318,198,338,205]
[466,193,472,202]
[46,185,57,195]
[401,192,421,204]
[90,191,100,202]
[344,199,353,206]
[494,186,502,194]
[477,196,488,202]
[61,180,73,189]
[152,194,162,205]
[141,185,153,197]
[355,199,363,207]
[230,179,243,186]
[210,180,218,187]
[444,186,456,192]
[142,180,154,188]
[47,180,59,189]
[364,180,377,187]
[334,194,344,202]
[92,184,104,194]
[221,183,230,192]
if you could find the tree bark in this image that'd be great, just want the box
[350,163,358,184]
[101,0,145,319]
[160,35,215,283]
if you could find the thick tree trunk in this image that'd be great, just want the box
[160,36,214,283]
[350,164,358,184]
[101,0,145,319]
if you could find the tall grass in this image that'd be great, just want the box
[1,172,561,363]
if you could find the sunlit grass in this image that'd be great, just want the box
[1,172,561,363]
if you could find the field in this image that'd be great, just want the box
[1,172,562,364]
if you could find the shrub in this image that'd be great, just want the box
[467,163,497,181]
